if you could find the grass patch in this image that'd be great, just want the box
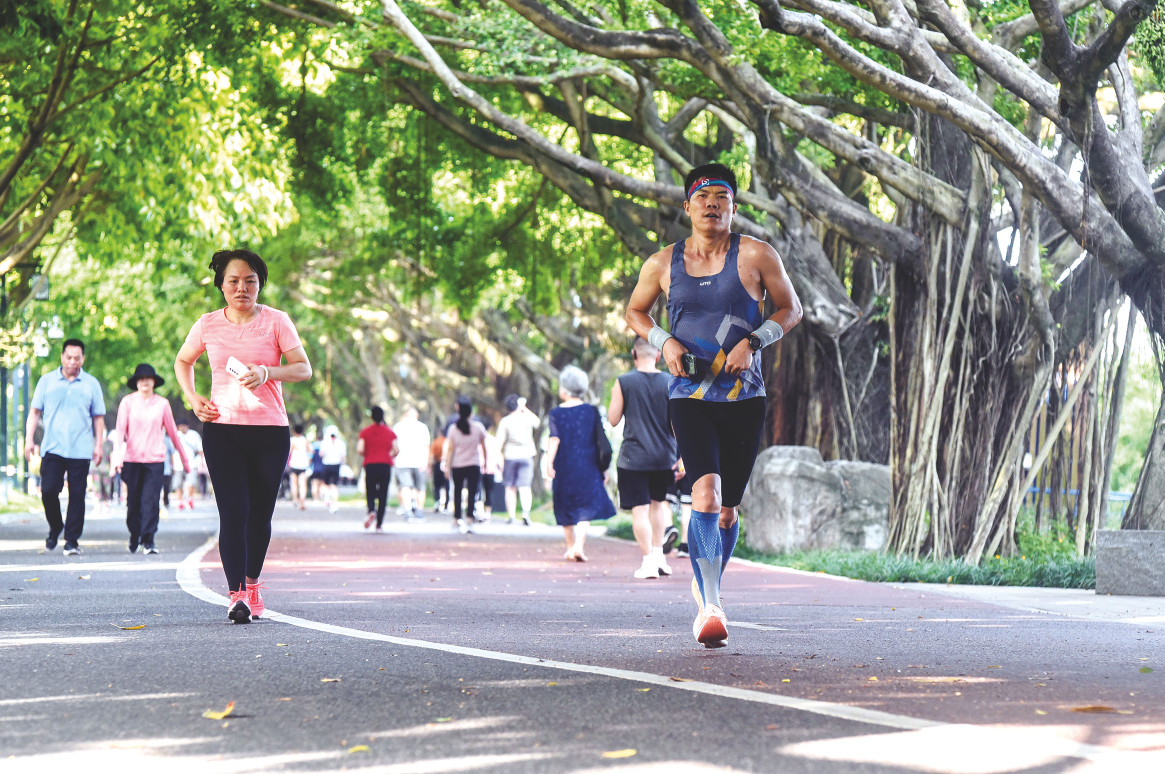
[606,514,1094,589]
[0,490,42,516]
[736,546,1094,589]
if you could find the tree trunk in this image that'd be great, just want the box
[1125,379,1165,530]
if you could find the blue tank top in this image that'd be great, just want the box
[665,233,765,401]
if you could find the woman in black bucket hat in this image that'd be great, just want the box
[114,364,191,554]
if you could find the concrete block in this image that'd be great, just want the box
[1095,530,1165,596]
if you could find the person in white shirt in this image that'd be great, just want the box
[174,420,203,511]
[495,394,541,525]
[318,428,346,513]
[392,406,431,522]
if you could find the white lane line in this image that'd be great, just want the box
[174,535,1131,765]
[177,534,930,731]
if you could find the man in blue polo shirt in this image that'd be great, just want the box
[26,339,106,556]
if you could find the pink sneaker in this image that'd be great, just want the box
[227,590,251,624]
[691,577,728,647]
[245,582,267,619]
[695,604,728,646]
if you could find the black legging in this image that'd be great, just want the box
[122,460,165,548]
[203,424,291,591]
[365,463,392,527]
[451,465,480,523]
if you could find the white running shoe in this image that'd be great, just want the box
[634,561,660,579]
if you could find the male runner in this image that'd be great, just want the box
[625,162,802,647]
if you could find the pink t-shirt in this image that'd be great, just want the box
[446,421,487,468]
[182,305,303,426]
[116,392,190,469]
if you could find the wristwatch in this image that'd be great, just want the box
[747,334,762,351]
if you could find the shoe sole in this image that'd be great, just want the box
[697,611,729,645]
[662,527,679,555]
[228,601,251,624]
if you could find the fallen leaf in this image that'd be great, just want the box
[1139,667,1153,674]
[1035,710,1048,715]
[601,749,637,759]
[433,717,452,723]
[78,575,90,580]
[1117,710,1134,715]
[277,644,288,647]
[781,679,791,683]
[637,688,650,692]
[348,745,370,753]
[277,698,291,701]
[986,665,1001,669]
[669,677,693,682]
[25,578,38,582]
[114,624,146,630]
[321,678,342,683]
[202,701,235,720]
[547,682,557,686]
[1071,706,1117,713]
[765,725,779,730]
[867,677,878,682]
[854,618,863,622]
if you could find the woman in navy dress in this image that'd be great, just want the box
[546,365,615,561]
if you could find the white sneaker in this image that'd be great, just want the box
[657,557,672,576]
[634,560,659,579]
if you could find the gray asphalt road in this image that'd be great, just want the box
[1,499,1162,773]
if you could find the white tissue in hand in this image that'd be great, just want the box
[226,356,247,378]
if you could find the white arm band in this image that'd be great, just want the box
[752,320,784,348]
[647,325,673,351]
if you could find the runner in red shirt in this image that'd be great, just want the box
[358,406,399,531]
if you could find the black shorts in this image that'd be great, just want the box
[669,397,765,509]
[617,468,674,510]
[321,464,341,486]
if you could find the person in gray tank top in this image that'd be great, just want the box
[608,338,681,579]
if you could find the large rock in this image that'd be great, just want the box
[1095,530,1165,596]
[740,446,890,554]
[826,460,892,552]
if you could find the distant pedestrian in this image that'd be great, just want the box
[392,406,431,521]
[288,424,311,510]
[318,428,346,513]
[309,434,325,503]
[358,406,399,531]
[429,429,449,513]
[609,338,679,579]
[546,365,615,562]
[25,338,106,556]
[174,248,313,624]
[481,428,503,522]
[172,419,203,511]
[495,394,540,526]
[114,363,191,554]
[442,397,487,534]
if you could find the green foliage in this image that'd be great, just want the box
[1133,6,1165,90]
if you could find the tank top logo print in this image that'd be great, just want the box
[665,233,765,402]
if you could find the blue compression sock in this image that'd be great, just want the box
[720,518,739,581]
[688,510,723,608]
